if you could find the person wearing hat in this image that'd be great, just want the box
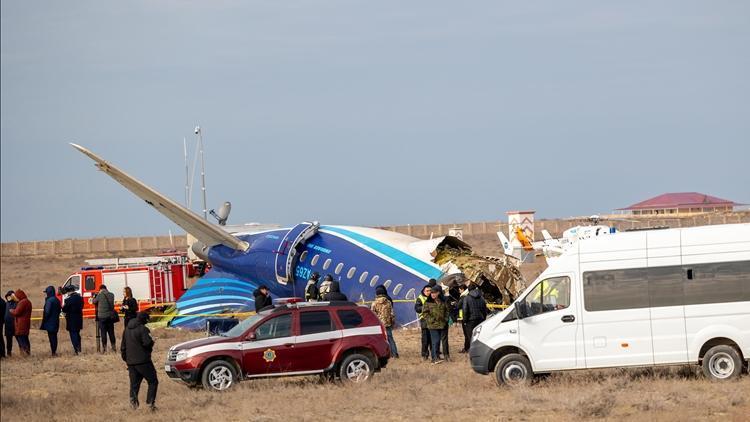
[422,285,449,364]
[371,285,399,358]
[253,285,273,312]
[62,285,84,355]
[321,281,348,301]
[40,286,62,356]
[317,274,334,300]
[305,272,321,302]
[3,291,16,356]
[121,312,158,410]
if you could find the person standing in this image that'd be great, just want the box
[62,287,84,355]
[4,291,16,356]
[40,286,62,356]
[0,296,5,358]
[414,285,431,360]
[317,274,334,300]
[371,285,399,358]
[422,285,448,364]
[456,284,470,353]
[92,284,117,353]
[9,289,32,355]
[462,283,488,352]
[304,272,320,302]
[121,287,139,327]
[121,312,158,411]
[321,281,348,301]
[253,285,273,312]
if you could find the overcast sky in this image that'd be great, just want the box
[2,1,748,241]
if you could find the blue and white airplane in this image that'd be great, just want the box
[71,144,506,330]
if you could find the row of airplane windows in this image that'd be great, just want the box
[299,250,416,299]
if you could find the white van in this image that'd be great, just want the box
[469,223,750,384]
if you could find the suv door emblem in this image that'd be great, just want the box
[263,349,277,362]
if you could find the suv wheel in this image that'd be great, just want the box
[339,353,374,383]
[494,353,533,387]
[202,360,237,391]
[702,345,742,381]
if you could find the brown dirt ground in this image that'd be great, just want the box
[1,243,749,421]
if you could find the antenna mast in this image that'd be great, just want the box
[196,125,208,220]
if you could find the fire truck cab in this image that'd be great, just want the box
[60,254,195,318]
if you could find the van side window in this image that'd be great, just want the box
[584,269,648,312]
[523,276,571,316]
[254,314,293,340]
[684,261,750,305]
[84,275,95,291]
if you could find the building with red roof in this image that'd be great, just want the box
[618,192,743,216]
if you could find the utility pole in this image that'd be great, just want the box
[195,125,208,220]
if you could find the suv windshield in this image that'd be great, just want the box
[221,313,265,338]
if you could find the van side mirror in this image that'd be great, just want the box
[515,301,528,319]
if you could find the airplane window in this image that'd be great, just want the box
[369,275,380,287]
[393,284,403,296]
[299,251,308,263]
[347,267,357,279]
[323,259,332,270]
[335,263,344,275]
[359,271,369,284]
[405,288,416,300]
[311,254,320,266]
[384,280,392,289]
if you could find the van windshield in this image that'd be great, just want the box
[221,314,264,338]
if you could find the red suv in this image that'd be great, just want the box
[164,300,390,391]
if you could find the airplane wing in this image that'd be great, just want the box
[70,143,250,252]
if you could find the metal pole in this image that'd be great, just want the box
[183,137,189,207]
[197,126,208,220]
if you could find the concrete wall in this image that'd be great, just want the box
[2,211,748,257]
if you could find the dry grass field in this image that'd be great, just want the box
[2,243,749,421]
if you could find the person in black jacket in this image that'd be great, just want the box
[121,286,139,327]
[304,272,320,302]
[0,296,5,358]
[121,312,157,411]
[414,284,431,360]
[462,283,488,352]
[40,285,62,356]
[253,285,274,312]
[3,291,15,357]
[62,287,84,355]
[321,281,348,301]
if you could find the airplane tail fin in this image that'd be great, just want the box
[497,231,514,256]
[71,143,249,252]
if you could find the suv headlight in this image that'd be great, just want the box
[176,350,189,361]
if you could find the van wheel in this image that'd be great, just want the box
[494,353,533,387]
[702,345,742,381]
[202,360,237,391]
[339,354,374,383]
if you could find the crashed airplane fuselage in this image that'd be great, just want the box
[71,144,524,330]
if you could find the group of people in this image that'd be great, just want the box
[0,284,143,358]
[416,278,489,364]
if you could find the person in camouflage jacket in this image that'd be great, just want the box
[371,285,399,357]
[422,285,448,363]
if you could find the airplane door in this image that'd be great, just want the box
[517,275,580,371]
[274,222,319,286]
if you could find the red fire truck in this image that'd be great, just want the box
[59,253,196,318]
